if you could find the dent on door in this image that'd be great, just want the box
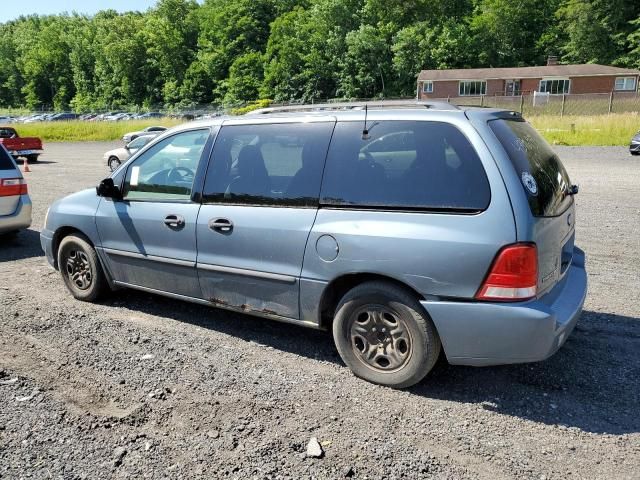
[196,205,317,319]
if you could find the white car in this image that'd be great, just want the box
[104,134,158,171]
[0,145,31,235]
[122,126,167,143]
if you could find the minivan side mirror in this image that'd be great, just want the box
[96,177,122,199]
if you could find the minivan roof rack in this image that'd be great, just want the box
[248,99,460,115]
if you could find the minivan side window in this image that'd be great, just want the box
[202,122,334,207]
[123,129,209,201]
[320,121,490,211]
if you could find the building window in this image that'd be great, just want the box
[615,77,637,91]
[422,81,433,93]
[459,81,486,96]
[505,79,521,96]
[539,78,570,94]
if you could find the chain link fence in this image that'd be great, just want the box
[2,92,640,120]
[436,92,640,116]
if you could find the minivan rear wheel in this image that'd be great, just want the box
[58,233,108,302]
[332,281,441,388]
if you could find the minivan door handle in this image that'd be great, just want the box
[209,218,233,233]
[164,214,185,229]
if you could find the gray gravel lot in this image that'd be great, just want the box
[1,143,639,479]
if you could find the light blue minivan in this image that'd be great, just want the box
[41,101,587,388]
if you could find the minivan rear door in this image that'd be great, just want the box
[196,118,335,319]
[488,118,576,295]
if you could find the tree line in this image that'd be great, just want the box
[0,0,638,111]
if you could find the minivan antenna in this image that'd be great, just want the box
[362,104,370,140]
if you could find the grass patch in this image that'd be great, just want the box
[16,118,183,142]
[528,114,639,146]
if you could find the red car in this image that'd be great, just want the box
[0,127,43,163]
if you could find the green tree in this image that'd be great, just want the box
[557,0,639,64]
[195,0,279,102]
[144,0,200,106]
[0,23,24,107]
[623,16,640,68]
[471,0,559,67]
[338,25,390,98]
[13,15,76,109]
[392,20,475,95]
[223,52,265,105]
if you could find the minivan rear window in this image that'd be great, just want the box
[320,121,490,211]
[489,119,573,217]
[0,145,15,170]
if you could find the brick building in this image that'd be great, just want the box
[417,58,640,99]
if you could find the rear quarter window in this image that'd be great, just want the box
[489,119,573,217]
[320,121,490,211]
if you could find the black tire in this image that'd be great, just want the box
[631,151,640,156]
[26,154,39,163]
[57,233,108,302]
[108,156,121,171]
[332,281,441,388]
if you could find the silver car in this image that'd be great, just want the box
[104,133,159,171]
[0,145,32,235]
[40,101,587,388]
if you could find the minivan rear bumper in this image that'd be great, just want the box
[423,247,587,366]
[0,194,32,234]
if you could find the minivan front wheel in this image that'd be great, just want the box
[58,234,108,302]
[332,281,441,388]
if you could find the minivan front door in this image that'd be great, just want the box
[196,119,335,319]
[96,128,211,298]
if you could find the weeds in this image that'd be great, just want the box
[528,114,639,146]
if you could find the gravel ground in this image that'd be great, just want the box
[1,143,639,479]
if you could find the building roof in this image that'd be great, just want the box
[418,64,640,81]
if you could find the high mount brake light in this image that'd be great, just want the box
[476,243,538,302]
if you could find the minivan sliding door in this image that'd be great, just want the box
[196,119,335,319]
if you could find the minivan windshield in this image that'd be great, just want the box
[489,119,573,217]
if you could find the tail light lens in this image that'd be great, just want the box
[0,178,28,197]
[476,243,538,302]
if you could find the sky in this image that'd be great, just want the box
[0,0,161,23]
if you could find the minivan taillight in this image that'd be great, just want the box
[476,243,538,301]
[0,178,28,197]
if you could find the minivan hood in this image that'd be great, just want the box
[49,188,101,220]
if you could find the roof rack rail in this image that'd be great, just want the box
[247,99,460,115]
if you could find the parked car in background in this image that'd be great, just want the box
[0,145,31,235]
[50,112,79,122]
[0,126,43,162]
[630,130,640,155]
[41,101,587,388]
[104,133,159,171]
[0,116,14,124]
[137,112,164,120]
[22,114,49,123]
[122,126,167,143]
